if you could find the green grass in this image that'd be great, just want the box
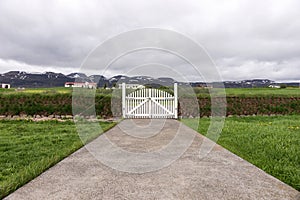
[181,115,300,191]
[1,87,300,97]
[194,87,300,97]
[0,87,114,96]
[0,120,116,198]
[224,87,300,97]
[0,87,73,95]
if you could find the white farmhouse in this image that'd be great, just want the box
[268,85,280,89]
[1,83,10,89]
[118,84,145,89]
[65,82,97,89]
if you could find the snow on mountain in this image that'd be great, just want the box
[0,71,298,88]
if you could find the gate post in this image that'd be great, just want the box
[174,83,178,119]
[149,88,152,118]
[122,83,126,118]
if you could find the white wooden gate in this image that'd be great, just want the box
[122,83,178,119]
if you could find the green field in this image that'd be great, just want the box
[224,87,300,97]
[194,87,300,97]
[1,87,300,97]
[182,115,300,191]
[0,87,114,95]
[0,120,116,198]
[0,87,73,95]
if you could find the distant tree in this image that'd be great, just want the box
[103,83,107,89]
[280,84,287,89]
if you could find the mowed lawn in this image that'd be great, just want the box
[182,115,300,191]
[0,120,116,199]
[1,116,299,198]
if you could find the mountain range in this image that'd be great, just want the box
[0,71,299,88]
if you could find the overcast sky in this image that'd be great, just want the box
[0,0,299,81]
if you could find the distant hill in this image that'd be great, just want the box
[0,71,74,88]
[0,71,298,88]
[0,71,176,88]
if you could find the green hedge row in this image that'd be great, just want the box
[194,97,300,117]
[1,94,300,117]
[0,94,112,117]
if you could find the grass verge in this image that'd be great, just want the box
[0,120,116,198]
[181,115,300,191]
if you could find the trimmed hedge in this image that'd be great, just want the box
[0,94,112,117]
[1,94,300,117]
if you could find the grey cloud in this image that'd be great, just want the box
[0,0,299,81]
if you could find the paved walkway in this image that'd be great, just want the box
[5,119,299,200]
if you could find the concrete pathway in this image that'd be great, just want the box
[5,119,299,200]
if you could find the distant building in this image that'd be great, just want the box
[65,82,97,89]
[118,84,145,89]
[268,85,280,89]
[1,83,10,89]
